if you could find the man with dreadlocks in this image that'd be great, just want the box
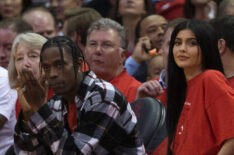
[13,36,146,154]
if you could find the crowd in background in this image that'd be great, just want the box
[0,0,234,154]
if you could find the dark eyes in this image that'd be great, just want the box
[174,40,199,46]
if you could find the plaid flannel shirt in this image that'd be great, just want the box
[14,71,146,155]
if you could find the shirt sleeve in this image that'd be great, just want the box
[0,73,17,120]
[205,72,234,146]
[124,56,141,76]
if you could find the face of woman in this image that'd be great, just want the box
[0,0,23,18]
[173,29,202,75]
[15,42,41,80]
[118,0,146,16]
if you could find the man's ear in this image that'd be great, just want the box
[218,39,226,56]
[71,32,82,47]
[120,49,127,65]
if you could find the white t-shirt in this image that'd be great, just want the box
[0,67,17,154]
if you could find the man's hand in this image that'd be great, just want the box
[136,80,163,99]
[17,69,47,120]
[132,36,152,64]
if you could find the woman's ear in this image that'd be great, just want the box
[218,39,226,56]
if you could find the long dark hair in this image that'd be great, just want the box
[166,19,223,155]
[40,36,87,79]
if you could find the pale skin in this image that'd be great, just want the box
[14,41,46,120]
[175,29,234,154]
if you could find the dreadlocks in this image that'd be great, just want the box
[40,36,86,79]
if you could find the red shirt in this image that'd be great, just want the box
[154,70,234,154]
[228,76,234,89]
[155,0,185,21]
[110,70,141,103]
[67,102,77,133]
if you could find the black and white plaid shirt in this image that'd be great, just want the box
[14,71,146,155]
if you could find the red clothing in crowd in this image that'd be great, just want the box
[15,89,54,118]
[154,70,234,154]
[110,69,141,103]
[155,0,185,21]
[67,102,77,133]
[228,76,234,89]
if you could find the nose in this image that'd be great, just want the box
[158,26,165,35]
[179,42,187,52]
[0,48,7,59]
[94,44,102,56]
[49,67,58,79]
[22,57,31,69]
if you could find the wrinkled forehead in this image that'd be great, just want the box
[141,15,167,28]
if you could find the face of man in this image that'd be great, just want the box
[41,46,79,96]
[140,15,167,50]
[0,28,16,68]
[50,0,82,21]
[85,29,125,81]
[23,10,56,39]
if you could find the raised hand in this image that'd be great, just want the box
[132,36,152,64]
[136,80,163,99]
[17,68,47,120]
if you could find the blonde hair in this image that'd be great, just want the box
[8,32,47,88]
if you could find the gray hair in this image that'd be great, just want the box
[8,32,47,88]
[87,18,127,49]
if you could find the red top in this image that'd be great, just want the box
[67,102,77,133]
[154,70,234,154]
[110,69,141,103]
[228,76,234,89]
[15,89,54,118]
[155,0,185,21]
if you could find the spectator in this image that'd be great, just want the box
[0,0,32,20]
[136,18,187,101]
[0,67,17,154]
[63,7,101,52]
[184,0,217,20]
[85,18,141,102]
[147,54,164,80]
[210,16,234,88]
[124,14,167,82]
[217,0,234,17]
[166,19,234,154]
[8,33,53,118]
[154,0,185,21]
[13,36,145,154]
[0,17,32,68]
[49,0,82,34]
[22,7,57,38]
[114,0,154,53]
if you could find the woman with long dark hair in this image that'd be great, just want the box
[166,20,234,154]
